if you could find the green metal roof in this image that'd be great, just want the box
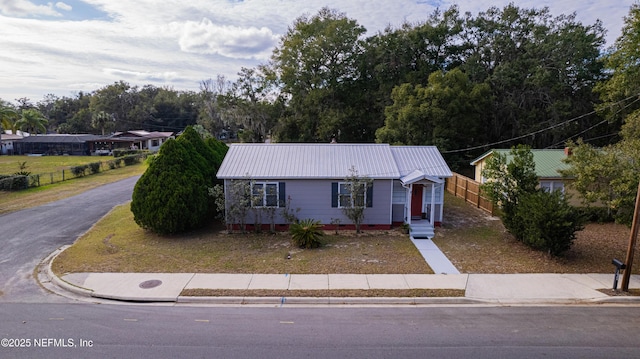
[471,149,569,179]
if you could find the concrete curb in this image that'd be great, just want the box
[176,296,483,306]
[43,245,95,298]
[39,246,640,306]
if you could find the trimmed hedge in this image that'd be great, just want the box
[0,175,29,190]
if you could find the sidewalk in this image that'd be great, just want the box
[46,269,640,305]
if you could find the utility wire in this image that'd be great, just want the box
[442,92,640,154]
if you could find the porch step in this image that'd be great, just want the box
[410,225,434,240]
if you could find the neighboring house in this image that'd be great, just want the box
[216,143,452,238]
[14,134,102,155]
[0,132,22,155]
[88,130,174,154]
[12,130,173,156]
[470,148,581,204]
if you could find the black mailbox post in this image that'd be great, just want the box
[612,258,626,290]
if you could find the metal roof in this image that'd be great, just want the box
[217,143,451,180]
[18,134,101,143]
[470,149,569,179]
[389,146,453,178]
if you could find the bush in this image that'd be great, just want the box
[576,206,614,223]
[113,149,147,158]
[0,175,29,190]
[122,154,142,166]
[89,162,101,174]
[71,165,88,177]
[515,190,585,256]
[290,219,324,249]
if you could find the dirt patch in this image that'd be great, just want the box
[181,288,464,298]
[435,194,637,274]
[597,288,640,296]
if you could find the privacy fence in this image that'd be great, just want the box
[445,172,494,215]
[0,153,145,191]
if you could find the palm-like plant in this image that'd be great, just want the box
[290,219,324,249]
[0,102,18,155]
[91,111,113,136]
[15,109,48,135]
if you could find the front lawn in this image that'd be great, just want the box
[51,191,638,277]
[51,204,432,275]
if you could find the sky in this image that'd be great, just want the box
[0,0,636,103]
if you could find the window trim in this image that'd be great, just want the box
[252,182,280,208]
[336,181,369,208]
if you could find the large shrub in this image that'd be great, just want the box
[131,139,209,234]
[177,126,218,181]
[205,137,228,170]
[177,126,226,217]
[515,190,585,256]
[481,145,584,256]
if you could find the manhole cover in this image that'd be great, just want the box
[139,280,162,289]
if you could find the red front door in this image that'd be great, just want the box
[411,185,423,218]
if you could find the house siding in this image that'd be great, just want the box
[225,179,394,227]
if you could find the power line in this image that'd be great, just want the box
[442,92,640,154]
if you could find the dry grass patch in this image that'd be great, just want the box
[181,288,464,298]
[597,288,640,296]
[52,204,433,275]
[434,193,638,274]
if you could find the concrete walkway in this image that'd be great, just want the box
[47,269,640,305]
[410,237,460,274]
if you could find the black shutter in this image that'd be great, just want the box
[331,182,338,207]
[278,182,286,207]
[366,183,373,207]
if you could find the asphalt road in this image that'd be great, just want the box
[0,176,140,302]
[1,304,640,358]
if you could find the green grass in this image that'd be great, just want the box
[0,159,146,214]
[0,155,110,175]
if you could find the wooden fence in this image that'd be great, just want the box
[445,172,494,215]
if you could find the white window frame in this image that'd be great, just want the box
[252,182,279,208]
[338,181,367,208]
[540,180,565,194]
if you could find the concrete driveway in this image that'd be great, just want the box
[0,175,139,302]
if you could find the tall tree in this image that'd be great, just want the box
[358,7,467,141]
[376,68,491,170]
[90,81,136,131]
[198,75,233,138]
[15,108,48,135]
[595,3,640,131]
[461,4,606,148]
[229,66,282,143]
[271,7,366,142]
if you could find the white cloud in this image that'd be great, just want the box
[0,0,636,102]
[175,18,279,60]
[55,2,72,12]
[0,0,62,17]
[103,68,180,82]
